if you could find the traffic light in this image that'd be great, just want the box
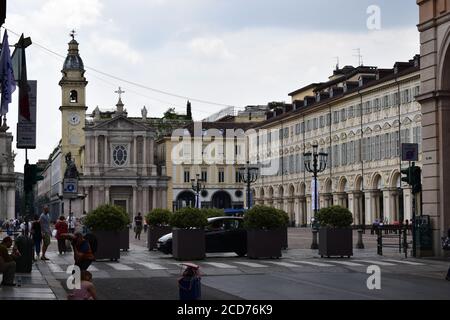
[24,161,44,193]
[411,166,422,194]
[401,166,412,186]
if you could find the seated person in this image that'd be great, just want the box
[67,270,97,300]
[0,236,21,286]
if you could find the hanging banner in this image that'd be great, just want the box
[311,178,320,211]
[17,80,36,149]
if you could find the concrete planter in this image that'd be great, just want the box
[172,228,205,261]
[148,225,172,251]
[319,228,353,258]
[119,229,130,251]
[247,229,282,259]
[276,227,288,250]
[93,230,120,261]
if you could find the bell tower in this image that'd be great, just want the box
[59,30,87,172]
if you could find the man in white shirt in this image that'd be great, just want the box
[68,212,76,234]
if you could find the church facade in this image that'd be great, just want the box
[36,36,191,220]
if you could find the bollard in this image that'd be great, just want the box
[377,228,383,256]
[311,229,319,249]
[356,229,365,249]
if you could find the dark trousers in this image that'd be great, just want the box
[57,239,67,254]
[76,260,93,271]
[33,238,42,256]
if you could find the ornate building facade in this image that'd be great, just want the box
[249,57,422,228]
[0,122,15,221]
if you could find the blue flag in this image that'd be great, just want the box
[0,30,17,116]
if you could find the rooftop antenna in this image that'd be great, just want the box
[353,48,363,66]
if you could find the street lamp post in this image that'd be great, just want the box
[238,161,259,210]
[191,174,205,209]
[304,145,328,249]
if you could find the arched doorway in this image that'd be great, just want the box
[260,188,265,206]
[338,177,349,209]
[175,191,196,210]
[278,186,284,210]
[267,187,274,207]
[323,179,333,208]
[211,191,232,209]
[288,184,295,225]
[354,176,365,226]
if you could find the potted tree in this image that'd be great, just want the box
[146,209,172,251]
[170,207,208,261]
[84,205,129,261]
[276,209,289,250]
[316,206,354,258]
[244,205,287,259]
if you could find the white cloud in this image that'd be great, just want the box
[189,37,236,60]
[89,34,143,65]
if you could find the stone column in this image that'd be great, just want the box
[364,191,374,225]
[306,195,312,225]
[94,135,98,171]
[152,187,157,210]
[84,187,90,213]
[348,192,358,225]
[132,187,138,216]
[7,187,15,220]
[133,136,137,165]
[143,187,149,214]
[104,136,108,166]
[105,186,110,205]
[382,189,391,223]
[143,136,148,176]
[403,187,412,221]
[161,189,167,209]
[294,199,300,227]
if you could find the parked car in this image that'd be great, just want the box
[157,216,247,256]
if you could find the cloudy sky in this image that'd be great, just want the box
[2,0,419,171]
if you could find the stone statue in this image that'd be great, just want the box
[141,106,148,120]
[64,152,79,179]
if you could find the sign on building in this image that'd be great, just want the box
[17,80,37,149]
[402,143,419,162]
[63,178,78,199]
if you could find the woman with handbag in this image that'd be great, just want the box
[54,216,69,254]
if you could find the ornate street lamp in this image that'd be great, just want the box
[304,145,328,248]
[238,161,259,210]
[191,174,205,208]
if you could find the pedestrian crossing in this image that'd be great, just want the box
[38,258,431,275]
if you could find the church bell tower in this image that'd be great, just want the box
[59,31,87,172]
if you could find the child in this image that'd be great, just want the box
[68,270,97,300]
[178,264,201,300]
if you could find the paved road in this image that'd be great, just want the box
[1,229,449,300]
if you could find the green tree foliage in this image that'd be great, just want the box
[243,205,288,230]
[145,209,172,227]
[170,207,208,229]
[315,206,353,228]
[84,205,130,232]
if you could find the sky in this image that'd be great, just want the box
[2,0,419,172]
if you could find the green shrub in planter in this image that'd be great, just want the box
[170,208,207,260]
[84,205,130,231]
[201,208,225,219]
[84,205,130,261]
[145,209,172,227]
[243,205,287,230]
[243,206,287,259]
[145,209,173,251]
[316,206,353,228]
[315,206,354,258]
[170,207,208,229]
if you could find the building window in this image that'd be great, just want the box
[313,118,318,130]
[384,133,390,159]
[306,120,312,131]
[414,86,420,100]
[112,145,128,166]
[184,170,190,183]
[356,104,362,117]
[340,109,347,122]
[218,169,225,183]
[201,170,208,182]
[333,111,339,124]
[326,113,331,126]
[300,122,305,134]
[348,106,354,118]
[289,155,294,174]
[382,95,389,109]
[70,90,78,103]
[235,170,241,183]
[284,127,289,138]
[319,116,325,128]
[295,123,301,135]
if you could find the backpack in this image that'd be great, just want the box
[84,233,98,254]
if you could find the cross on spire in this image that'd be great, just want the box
[70,29,77,40]
[115,87,125,99]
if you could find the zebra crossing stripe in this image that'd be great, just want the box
[328,261,365,267]
[233,262,268,268]
[106,263,134,271]
[353,260,397,266]
[47,263,64,273]
[202,262,237,269]
[292,261,334,267]
[266,261,301,268]
[88,265,100,272]
[137,262,168,270]
[382,259,425,266]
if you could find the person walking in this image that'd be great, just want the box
[55,216,69,254]
[134,212,143,240]
[67,212,76,234]
[30,215,42,261]
[39,206,52,261]
[0,236,21,286]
